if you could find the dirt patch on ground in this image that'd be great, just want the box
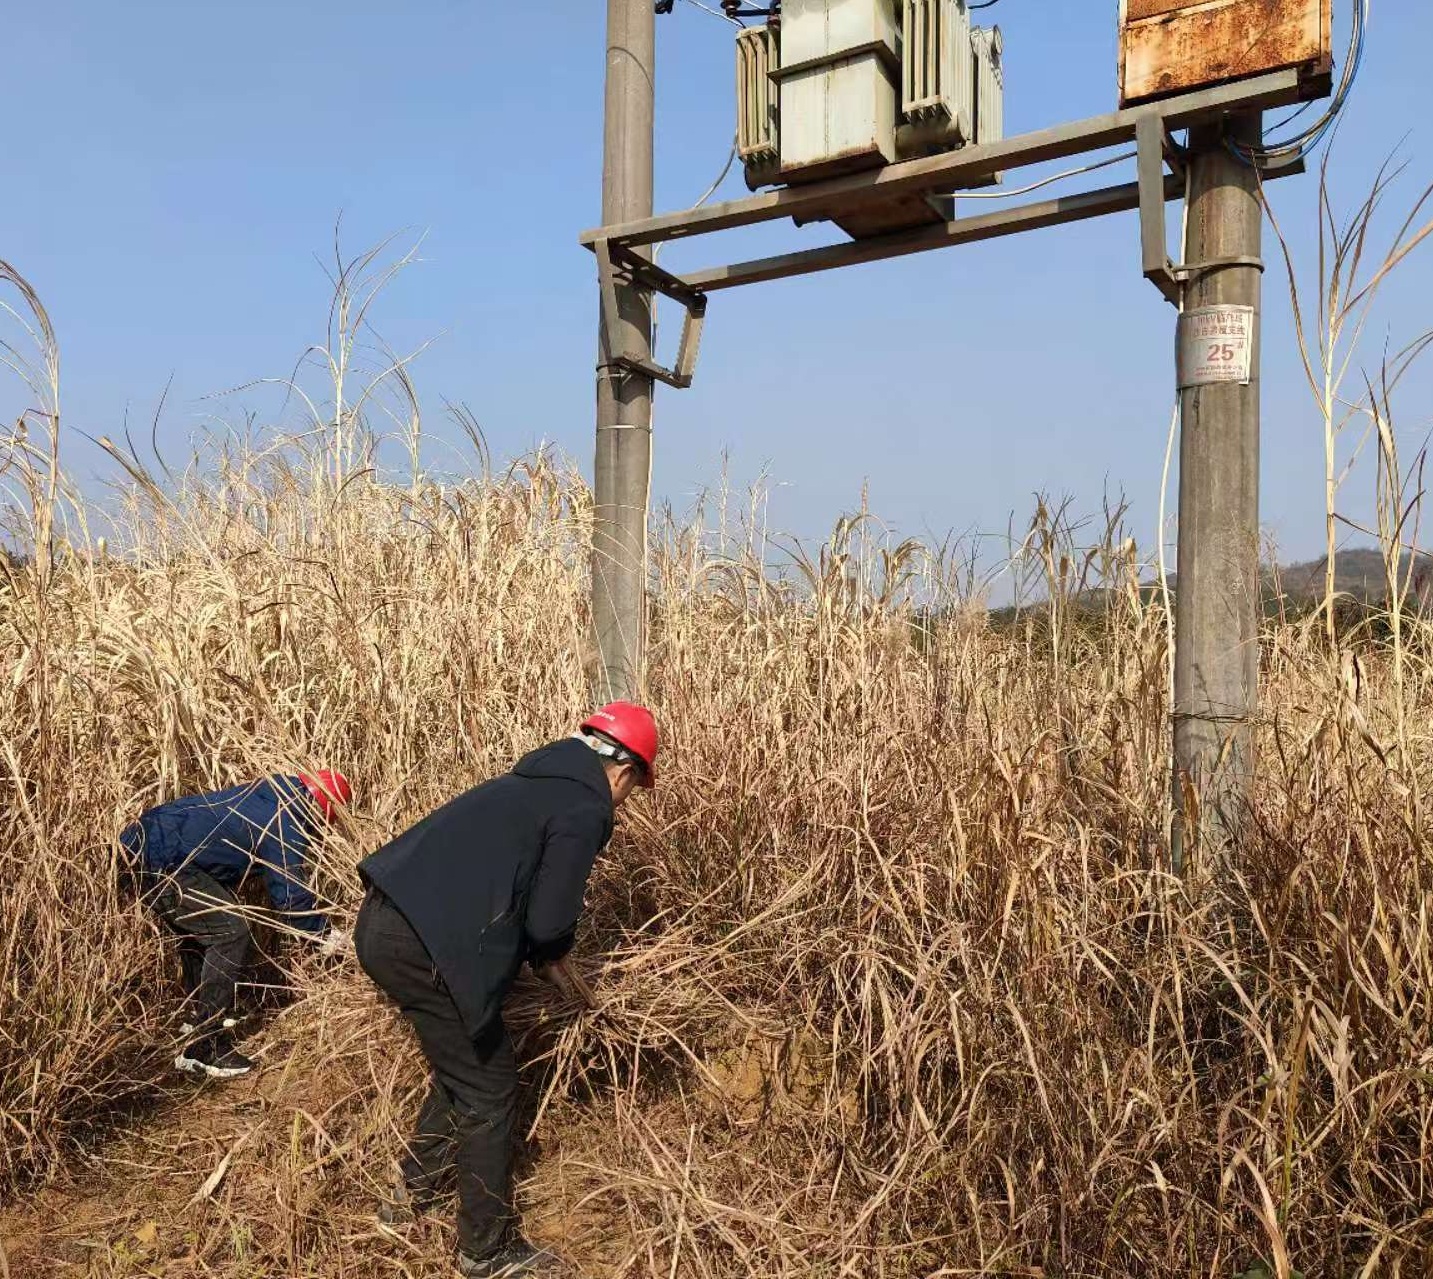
[701,1027,858,1127]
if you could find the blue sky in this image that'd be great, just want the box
[5,1,1431,565]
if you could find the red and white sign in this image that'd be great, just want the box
[1177,304,1256,388]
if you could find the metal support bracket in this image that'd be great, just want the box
[1137,113,1186,307]
[1138,112,1300,307]
[1174,254,1266,278]
[595,238,708,390]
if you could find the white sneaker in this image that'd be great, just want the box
[174,1035,254,1080]
[178,1016,237,1038]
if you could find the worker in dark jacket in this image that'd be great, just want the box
[121,769,352,1079]
[355,701,659,1279]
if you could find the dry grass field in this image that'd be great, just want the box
[2,205,1432,1276]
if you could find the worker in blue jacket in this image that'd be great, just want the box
[121,769,352,1079]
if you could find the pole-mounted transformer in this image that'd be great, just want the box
[733,0,1003,236]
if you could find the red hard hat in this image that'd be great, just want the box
[581,701,659,788]
[300,769,353,822]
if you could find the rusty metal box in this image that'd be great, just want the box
[1118,0,1332,107]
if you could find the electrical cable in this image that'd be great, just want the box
[1230,0,1368,166]
[649,132,736,357]
[676,135,739,214]
[950,147,1136,200]
[642,133,741,607]
[679,0,744,25]
[1265,98,1317,135]
[1157,162,1192,770]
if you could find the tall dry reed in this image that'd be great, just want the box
[1,237,1431,1277]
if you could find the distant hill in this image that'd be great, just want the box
[1267,548,1430,604]
[990,547,1433,629]
[1164,547,1433,608]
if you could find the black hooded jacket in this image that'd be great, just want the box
[358,739,614,1037]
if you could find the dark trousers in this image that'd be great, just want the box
[146,866,251,1030]
[355,888,518,1259]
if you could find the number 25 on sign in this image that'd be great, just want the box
[1177,304,1256,388]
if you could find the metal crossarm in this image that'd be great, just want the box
[581,68,1309,253]
[583,65,1319,384]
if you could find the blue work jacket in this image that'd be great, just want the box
[121,776,328,934]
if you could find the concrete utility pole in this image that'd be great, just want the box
[1171,112,1264,871]
[593,0,656,701]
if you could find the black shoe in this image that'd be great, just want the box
[377,1180,436,1226]
[174,1034,254,1080]
[376,1181,411,1226]
[457,1238,557,1276]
